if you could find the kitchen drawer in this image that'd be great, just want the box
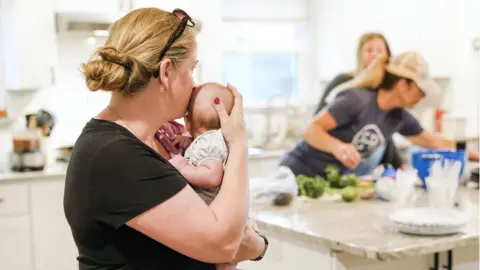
[0,183,29,216]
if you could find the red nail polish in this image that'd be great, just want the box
[214,97,220,104]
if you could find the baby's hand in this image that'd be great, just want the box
[172,135,193,151]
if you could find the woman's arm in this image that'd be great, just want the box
[127,143,250,264]
[305,110,361,169]
[169,155,223,188]
[406,131,479,161]
[231,226,266,263]
[127,84,254,264]
[306,91,363,168]
[305,111,343,154]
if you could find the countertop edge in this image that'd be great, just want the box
[0,168,68,183]
[256,219,479,261]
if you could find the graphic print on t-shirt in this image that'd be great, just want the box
[351,124,385,159]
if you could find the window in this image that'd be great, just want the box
[221,22,309,107]
[223,52,299,105]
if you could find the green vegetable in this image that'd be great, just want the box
[325,164,340,175]
[346,173,360,187]
[341,187,358,202]
[325,164,341,188]
[324,165,360,189]
[338,175,350,188]
[296,175,327,199]
[325,187,343,195]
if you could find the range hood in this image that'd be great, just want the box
[55,12,119,37]
[55,10,202,38]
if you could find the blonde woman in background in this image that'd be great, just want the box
[64,8,267,270]
[313,32,391,113]
[313,32,405,169]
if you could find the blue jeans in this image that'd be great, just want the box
[347,144,386,176]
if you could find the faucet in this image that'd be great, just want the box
[262,91,290,149]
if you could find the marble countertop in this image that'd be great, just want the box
[253,188,479,261]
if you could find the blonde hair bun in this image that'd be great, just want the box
[83,46,151,93]
[81,8,196,94]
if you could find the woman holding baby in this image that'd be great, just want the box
[63,7,267,270]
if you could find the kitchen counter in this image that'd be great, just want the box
[247,149,285,160]
[0,163,68,182]
[0,149,286,183]
[251,188,479,265]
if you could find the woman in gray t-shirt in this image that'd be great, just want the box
[313,32,405,170]
[281,52,479,177]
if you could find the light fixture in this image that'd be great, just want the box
[87,37,96,45]
[93,30,109,37]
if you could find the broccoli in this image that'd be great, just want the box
[296,175,327,199]
[341,186,358,202]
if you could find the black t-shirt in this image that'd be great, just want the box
[64,118,215,270]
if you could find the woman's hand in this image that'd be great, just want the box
[214,83,246,148]
[333,142,361,169]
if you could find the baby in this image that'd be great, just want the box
[168,82,234,204]
[166,83,237,270]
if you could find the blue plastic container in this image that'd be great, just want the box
[411,150,466,190]
[381,166,397,179]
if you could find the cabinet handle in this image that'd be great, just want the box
[0,198,3,204]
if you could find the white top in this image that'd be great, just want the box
[184,129,228,167]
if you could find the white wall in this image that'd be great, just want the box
[450,0,480,135]
[313,0,455,80]
[312,0,479,134]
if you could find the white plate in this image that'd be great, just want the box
[392,222,466,236]
[389,207,469,236]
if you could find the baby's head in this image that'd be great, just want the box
[185,82,234,137]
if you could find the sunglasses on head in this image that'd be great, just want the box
[153,8,195,78]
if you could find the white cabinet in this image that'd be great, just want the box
[238,233,331,270]
[54,0,123,13]
[0,0,57,91]
[0,182,32,270]
[238,234,287,270]
[0,177,77,270]
[0,216,33,270]
[133,0,193,10]
[30,179,78,270]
